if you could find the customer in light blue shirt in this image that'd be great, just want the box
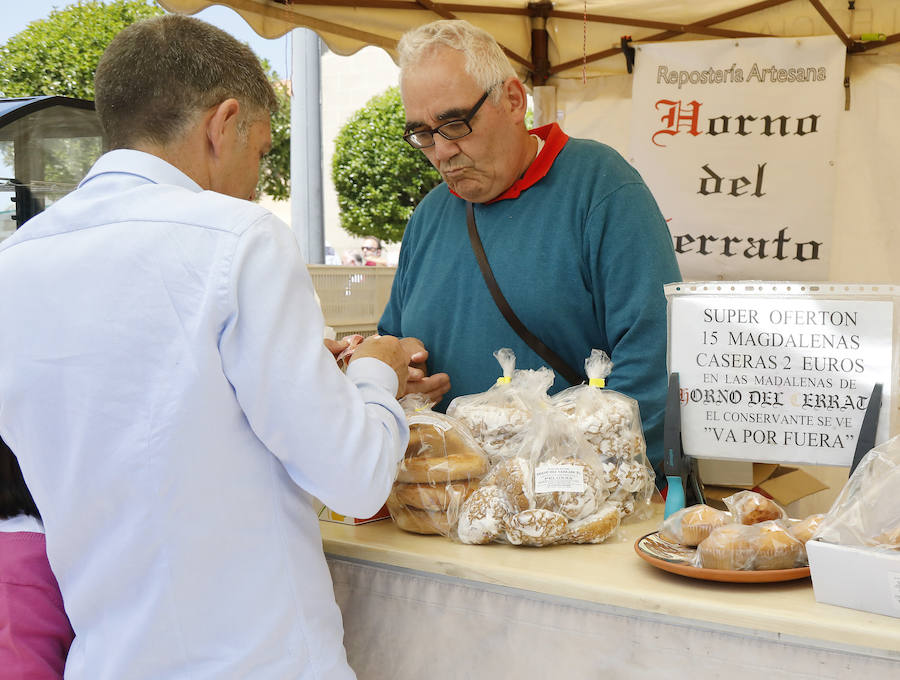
[0,14,436,680]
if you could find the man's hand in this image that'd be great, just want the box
[348,335,409,397]
[325,335,365,370]
[403,372,451,402]
[397,337,451,402]
[323,337,349,359]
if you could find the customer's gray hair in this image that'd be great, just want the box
[94,14,277,150]
[397,20,517,103]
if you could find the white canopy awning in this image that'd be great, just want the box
[157,1,900,87]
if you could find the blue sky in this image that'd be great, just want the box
[0,1,292,79]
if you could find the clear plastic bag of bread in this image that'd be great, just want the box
[456,406,621,547]
[693,520,805,571]
[658,504,733,547]
[657,495,824,569]
[447,348,555,463]
[387,394,490,536]
[550,349,655,521]
[722,489,788,525]
[812,433,900,551]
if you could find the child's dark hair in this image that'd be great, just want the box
[0,436,40,520]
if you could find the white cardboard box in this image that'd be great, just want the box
[807,540,900,619]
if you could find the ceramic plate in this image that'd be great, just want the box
[634,532,811,583]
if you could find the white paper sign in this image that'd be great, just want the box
[669,295,893,465]
[630,36,845,280]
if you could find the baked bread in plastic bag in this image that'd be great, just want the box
[692,520,804,570]
[659,502,824,568]
[456,407,620,546]
[784,514,826,565]
[813,433,900,551]
[551,349,655,521]
[723,489,788,525]
[658,504,732,546]
[447,348,554,462]
[387,394,490,536]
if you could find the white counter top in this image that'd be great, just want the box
[320,502,900,658]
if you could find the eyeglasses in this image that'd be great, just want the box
[402,88,493,149]
[361,246,381,252]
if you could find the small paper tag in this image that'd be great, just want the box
[534,464,586,493]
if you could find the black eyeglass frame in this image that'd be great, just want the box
[402,87,494,149]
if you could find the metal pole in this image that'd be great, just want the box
[290,28,325,264]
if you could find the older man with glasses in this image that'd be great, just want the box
[379,19,681,484]
[361,236,388,265]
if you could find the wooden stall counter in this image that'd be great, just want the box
[320,503,899,679]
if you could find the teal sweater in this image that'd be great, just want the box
[379,135,681,477]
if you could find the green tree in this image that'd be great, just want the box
[0,0,162,99]
[0,0,290,200]
[258,76,291,201]
[332,86,441,244]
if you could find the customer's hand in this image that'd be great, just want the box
[325,335,365,370]
[324,337,349,359]
[349,335,409,397]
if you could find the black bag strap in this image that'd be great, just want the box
[465,201,584,386]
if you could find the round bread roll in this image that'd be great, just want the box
[451,402,531,459]
[395,452,489,484]
[871,524,900,548]
[788,513,825,544]
[752,522,802,570]
[680,505,731,546]
[480,456,534,512]
[386,494,450,535]
[457,486,514,545]
[697,524,756,570]
[504,508,569,547]
[615,458,651,495]
[565,502,621,544]
[727,490,785,525]
[397,419,489,484]
[392,480,478,512]
[406,421,469,458]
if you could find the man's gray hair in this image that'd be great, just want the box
[397,20,517,102]
[94,14,277,150]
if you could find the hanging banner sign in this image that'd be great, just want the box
[666,283,897,466]
[629,37,846,281]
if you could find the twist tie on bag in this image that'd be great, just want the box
[585,348,613,386]
[494,347,516,385]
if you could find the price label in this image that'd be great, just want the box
[534,464,585,493]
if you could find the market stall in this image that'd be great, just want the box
[319,506,900,680]
[156,0,900,283]
[314,333,900,678]
[147,3,900,675]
